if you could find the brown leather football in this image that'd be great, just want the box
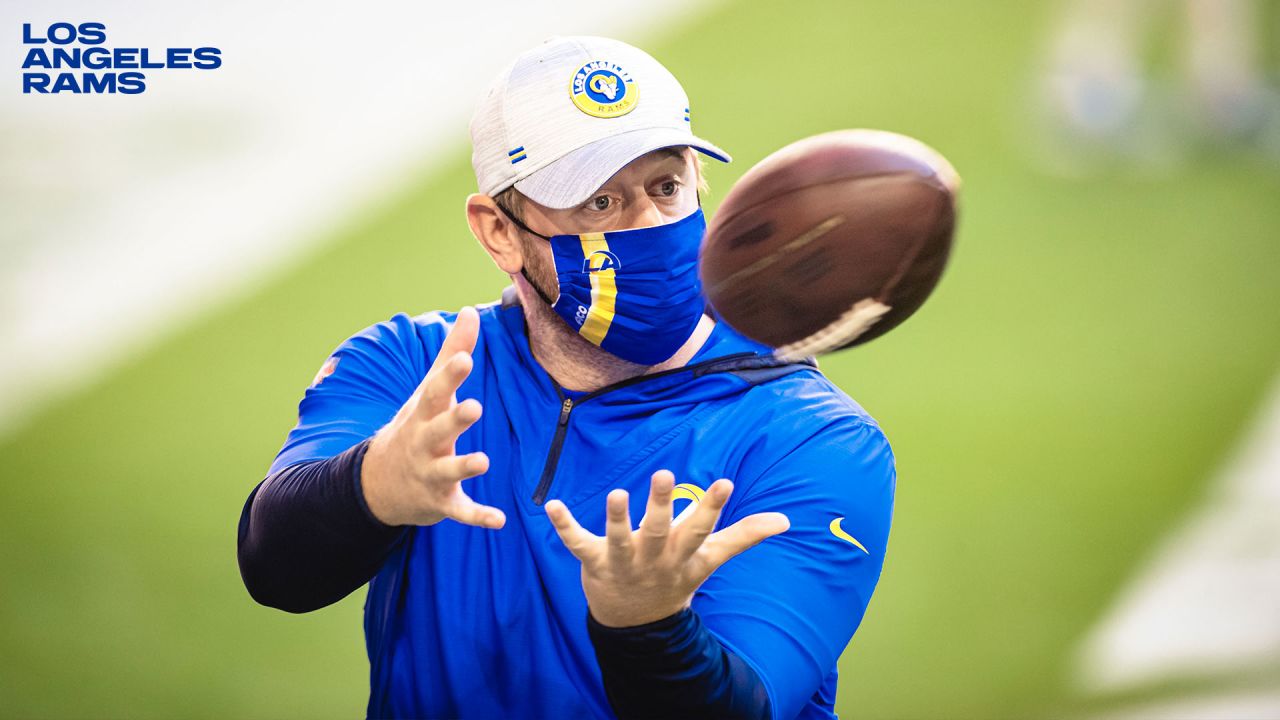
[700,129,959,359]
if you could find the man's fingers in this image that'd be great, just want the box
[421,398,484,456]
[430,451,490,483]
[445,493,507,530]
[415,351,474,420]
[545,499,598,562]
[405,306,479,417]
[637,470,675,557]
[673,478,733,557]
[604,489,634,566]
[437,306,480,365]
[701,512,790,568]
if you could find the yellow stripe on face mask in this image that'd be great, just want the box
[578,232,617,345]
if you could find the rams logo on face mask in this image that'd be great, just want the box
[570,60,638,118]
[582,250,621,273]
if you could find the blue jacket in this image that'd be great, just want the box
[269,287,896,719]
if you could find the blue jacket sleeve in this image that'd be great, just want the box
[692,415,897,720]
[238,313,436,612]
[269,312,435,473]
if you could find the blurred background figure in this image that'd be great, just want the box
[1036,0,1280,173]
[1037,4,1280,713]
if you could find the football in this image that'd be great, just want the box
[700,129,960,359]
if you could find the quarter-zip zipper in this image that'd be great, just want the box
[531,397,575,505]
[529,351,762,505]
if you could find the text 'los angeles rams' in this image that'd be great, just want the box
[21,22,222,95]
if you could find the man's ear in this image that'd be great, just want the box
[465,194,524,274]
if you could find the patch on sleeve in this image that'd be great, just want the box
[309,356,339,389]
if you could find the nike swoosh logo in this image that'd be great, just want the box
[829,517,869,554]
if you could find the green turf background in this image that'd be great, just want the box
[3,1,1279,717]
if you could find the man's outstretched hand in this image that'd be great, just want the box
[360,306,505,530]
[545,471,790,627]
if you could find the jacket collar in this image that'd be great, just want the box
[489,285,775,406]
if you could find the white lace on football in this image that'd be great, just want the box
[774,298,892,361]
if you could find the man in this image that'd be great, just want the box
[237,35,895,720]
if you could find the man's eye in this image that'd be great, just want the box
[655,180,686,197]
[591,196,611,211]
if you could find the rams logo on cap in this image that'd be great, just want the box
[570,60,638,118]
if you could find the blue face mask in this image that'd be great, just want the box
[498,204,708,366]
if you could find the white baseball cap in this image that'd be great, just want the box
[470,35,731,209]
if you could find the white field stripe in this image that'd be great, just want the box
[0,0,725,437]
[1075,370,1280,706]
[1088,691,1280,720]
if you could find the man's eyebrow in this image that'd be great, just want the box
[585,148,691,203]
[654,147,689,162]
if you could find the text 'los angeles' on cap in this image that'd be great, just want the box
[470,35,731,210]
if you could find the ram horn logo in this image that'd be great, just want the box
[671,483,705,503]
[590,73,619,100]
[670,483,706,526]
[582,250,621,273]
